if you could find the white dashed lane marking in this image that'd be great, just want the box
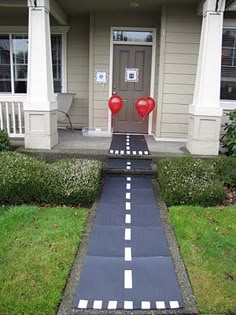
[124,270,133,289]
[125,202,131,210]
[124,247,132,261]
[125,214,131,224]
[124,228,131,240]
[126,183,131,190]
[126,192,131,200]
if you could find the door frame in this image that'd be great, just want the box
[108,26,157,134]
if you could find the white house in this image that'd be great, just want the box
[0,0,235,155]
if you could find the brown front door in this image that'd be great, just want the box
[112,45,152,133]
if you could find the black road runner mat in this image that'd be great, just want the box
[74,176,184,310]
[107,159,152,171]
[109,134,150,156]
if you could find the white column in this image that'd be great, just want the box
[187,0,225,155]
[25,0,58,149]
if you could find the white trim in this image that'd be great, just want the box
[108,28,113,132]
[0,26,70,33]
[220,101,236,110]
[61,32,67,93]
[9,34,14,94]
[89,13,95,128]
[113,41,152,46]
[0,95,26,101]
[109,26,157,135]
[50,0,68,26]
[156,4,167,138]
[148,28,157,134]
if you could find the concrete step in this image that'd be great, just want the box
[108,153,152,160]
[103,161,157,177]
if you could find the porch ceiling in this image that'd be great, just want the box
[57,0,200,16]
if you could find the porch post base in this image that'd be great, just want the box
[186,112,222,156]
[24,110,58,150]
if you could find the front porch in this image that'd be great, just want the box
[13,129,187,159]
[0,0,235,155]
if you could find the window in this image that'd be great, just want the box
[0,35,11,92]
[113,30,153,43]
[0,34,62,94]
[221,29,236,100]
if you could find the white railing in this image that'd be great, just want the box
[0,100,25,138]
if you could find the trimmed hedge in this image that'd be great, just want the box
[0,152,102,205]
[0,129,10,152]
[213,156,236,187]
[49,159,102,205]
[158,157,225,207]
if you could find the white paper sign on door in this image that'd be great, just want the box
[125,68,139,83]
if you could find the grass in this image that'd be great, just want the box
[169,205,236,314]
[0,205,88,315]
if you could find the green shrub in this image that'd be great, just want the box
[0,129,10,152]
[158,157,225,207]
[221,110,236,156]
[0,152,51,203]
[0,153,102,205]
[48,159,102,205]
[212,156,236,187]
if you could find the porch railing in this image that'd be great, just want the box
[0,100,25,138]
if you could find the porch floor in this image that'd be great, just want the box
[56,130,187,156]
[13,129,188,158]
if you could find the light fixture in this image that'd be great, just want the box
[129,1,140,7]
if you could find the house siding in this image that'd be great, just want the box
[158,4,201,139]
[92,12,159,128]
[65,16,90,129]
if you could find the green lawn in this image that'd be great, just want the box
[0,205,88,315]
[169,205,236,314]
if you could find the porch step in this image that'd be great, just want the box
[104,159,157,177]
[108,153,152,160]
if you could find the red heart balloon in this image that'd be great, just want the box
[135,97,150,119]
[146,97,156,115]
[108,95,123,115]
